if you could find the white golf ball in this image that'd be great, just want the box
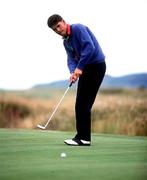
[61,152,66,158]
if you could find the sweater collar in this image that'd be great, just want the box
[63,24,71,41]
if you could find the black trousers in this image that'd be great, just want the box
[75,62,106,141]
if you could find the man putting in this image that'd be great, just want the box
[47,14,106,146]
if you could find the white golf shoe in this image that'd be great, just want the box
[64,138,90,146]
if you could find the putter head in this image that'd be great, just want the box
[37,124,46,130]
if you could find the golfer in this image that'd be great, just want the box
[47,14,106,146]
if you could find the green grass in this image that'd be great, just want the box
[0,129,147,180]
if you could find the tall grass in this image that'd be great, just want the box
[0,89,147,136]
[92,93,147,136]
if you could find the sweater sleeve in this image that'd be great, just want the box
[75,25,95,70]
[67,56,77,73]
[63,41,77,73]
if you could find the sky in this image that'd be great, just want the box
[0,0,147,90]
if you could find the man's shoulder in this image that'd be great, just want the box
[71,23,87,31]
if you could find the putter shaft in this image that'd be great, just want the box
[37,82,73,130]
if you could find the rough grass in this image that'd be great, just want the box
[0,129,147,180]
[0,89,147,136]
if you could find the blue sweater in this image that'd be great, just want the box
[63,24,105,73]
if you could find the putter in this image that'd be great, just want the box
[37,82,73,130]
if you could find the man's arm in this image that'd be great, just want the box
[74,25,95,70]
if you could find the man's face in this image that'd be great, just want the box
[52,20,67,36]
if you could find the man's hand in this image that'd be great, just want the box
[74,68,83,76]
[70,68,83,83]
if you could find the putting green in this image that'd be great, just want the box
[0,129,147,180]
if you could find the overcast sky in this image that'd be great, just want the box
[0,0,147,90]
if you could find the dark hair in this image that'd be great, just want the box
[47,14,63,28]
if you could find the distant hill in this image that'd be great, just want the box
[102,73,147,88]
[33,73,147,89]
[33,80,71,89]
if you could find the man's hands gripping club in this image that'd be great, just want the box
[70,68,82,83]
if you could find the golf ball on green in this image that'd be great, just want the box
[61,153,66,158]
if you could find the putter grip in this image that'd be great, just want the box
[69,82,73,87]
